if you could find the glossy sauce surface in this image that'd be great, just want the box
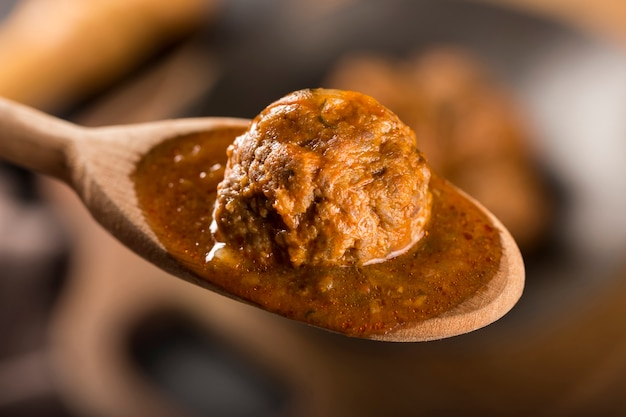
[133,128,502,337]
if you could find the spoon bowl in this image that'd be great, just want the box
[0,97,524,341]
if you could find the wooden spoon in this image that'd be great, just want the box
[0,97,524,342]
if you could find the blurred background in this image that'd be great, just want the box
[1,0,626,416]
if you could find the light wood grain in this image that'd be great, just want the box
[0,97,247,284]
[0,0,213,113]
[475,0,626,43]
[0,97,524,342]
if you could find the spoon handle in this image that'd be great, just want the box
[0,97,82,182]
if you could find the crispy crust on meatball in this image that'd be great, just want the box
[213,88,431,267]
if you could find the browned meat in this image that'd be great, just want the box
[213,88,432,267]
[325,49,554,250]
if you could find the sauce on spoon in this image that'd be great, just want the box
[133,122,502,338]
[0,93,521,342]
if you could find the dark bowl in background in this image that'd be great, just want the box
[2,1,626,416]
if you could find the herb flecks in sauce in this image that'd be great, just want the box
[133,129,501,337]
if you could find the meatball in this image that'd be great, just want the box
[325,49,555,250]
[213,88,431,267]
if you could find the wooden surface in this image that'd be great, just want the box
[477,0,626,44]
[0,0,213,113]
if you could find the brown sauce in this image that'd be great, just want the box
[133,128,502,337]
